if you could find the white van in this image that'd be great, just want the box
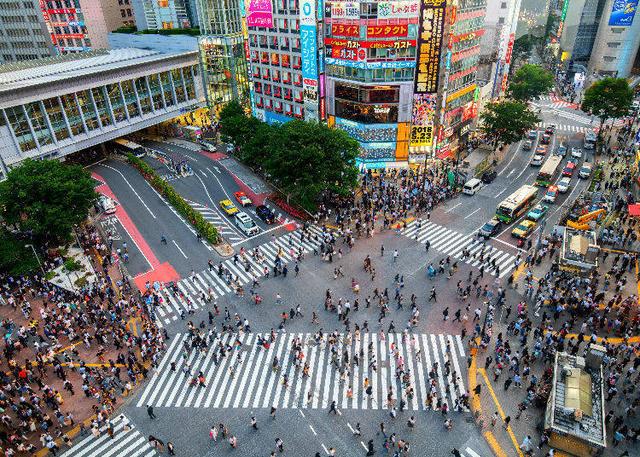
[463,178,482,195]
[235,212,259,236]
[99,195,117,214]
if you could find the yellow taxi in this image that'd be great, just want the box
[219,199,239,215]
[511,219,537,239]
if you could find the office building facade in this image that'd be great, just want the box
[0,48,204,178]
[131,0,198,30]
[0,0,56,63]
[559,0,607,67]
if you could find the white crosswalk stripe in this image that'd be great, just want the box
[537,122,592,134]
[463,447,484,457]
[402,220,516,278]
[137,332,468,411]
[60,414,157,457]
[146,227,327,324]
[186,201,243,242]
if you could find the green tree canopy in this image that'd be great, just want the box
[507,64,554,101]
[581,77,633,126]
[512,34,542,63]
[0,229,39,275]
[0,159,97,245]
[479,101,541,147]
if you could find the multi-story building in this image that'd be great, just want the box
[248,0,322,123]
[0,0,56,63]
[0,48,203,178]
[588,0,640,78]
[434,0,486,161]
[559,0,607,69]
[131,0,197,30]
[196,0,250,114]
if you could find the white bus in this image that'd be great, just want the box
[536,155,563,187]
[496,184,539,223]
[111,138,146,157]
[584,131,596,150]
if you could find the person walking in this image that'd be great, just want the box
[147,405,156,419]
[275,437,284,453]
[503,415,511,430]
[329,400,338,414]
[429,287,437,302]
[250,414,258,430]
[167,442,176,455]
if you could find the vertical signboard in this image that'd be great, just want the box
[301,0,319,121]
[410,0,446,149]
[609,0,638,26]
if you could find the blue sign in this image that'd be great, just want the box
[609,0,638,26]
[264,111,293,125]
[325,58,416,70]
[301,25,318,80]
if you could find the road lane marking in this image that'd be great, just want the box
[494,187,508,198]
[309,425,317,436]
[464,208,480,219]
[171,240,188,259]
[99,164,156,219]
[444,202,461,213]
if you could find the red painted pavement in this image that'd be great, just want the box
[91,171,180,290]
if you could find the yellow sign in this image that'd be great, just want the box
[446,84,477,103]
[410,125,433,147]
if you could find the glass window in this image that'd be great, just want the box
[148,74,164,110]
[60,94,85,135]
[160,72,175,107]
[91,87,112,127]
[134,78,152,114]
[75,91,99,131]
[106,83,126,123]
[25,102,53,147]
[121,80,139,118]
[43,97,70,141]
[172,69,186,103]
[184,68,196,100]
[5,106,36,152]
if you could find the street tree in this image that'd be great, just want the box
[0,229,40,275]
[0,159,97,245]
[511,34,542,64]
[479,101,541,148]
[581,77,633,129]
[218,100,253,149]
[507,64,554,101]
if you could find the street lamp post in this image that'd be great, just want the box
[25,244,46,277]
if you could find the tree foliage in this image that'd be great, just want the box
[581,77,633,125]
[0,229,39,275]
[479,101,541,147]
[0,159,97,245]
[507,64,554,101]
[219,103,359,211]
[512,34,542,62]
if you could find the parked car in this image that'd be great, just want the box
[481,169,497,184]
[571,147,583,158]
[256,205,276,224]
[479,218,501,238]
[557,176,571,193]
[234,191,252,207]
[219,199,239,215]
[512,220,537,239]
[98,195,117,215]
[526,204,548,222]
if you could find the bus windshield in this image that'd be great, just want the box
[112,138,146,157]
[496,185,539,223]
[536,155,563,187]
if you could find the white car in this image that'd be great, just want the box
[234,211,259,236]
[557,176,571,193]
[98,195,117,214]
[530,154,545,166]
[571,148,583,158]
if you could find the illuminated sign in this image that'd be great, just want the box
[331,1,360,19]
[247,0,274,27]
[451,29,484,43]
[414,0,446,94]
[325,57,415,68]
[301,0,319,121]
[366,24,408,38]
[505,33,515,64]
[410,93,437,147]
[330,47,367,61]
[377,1,419,19]
[446,84,476,103]
[48,8,76,13]
[609,0,638,26]
[410,125,434,147]
[331,24,360,37]
[325,38,415,48]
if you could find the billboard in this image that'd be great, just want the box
[325,38,415,48]
[325,57,415,68]
[247,0,274,27]
[414,0,446,94]
[301,0,319,121]
[410,93,437,147]
[377,1,419,19]
[367,24,409,38]
[331,23,360,37]
[609,0,638,26]
[330,1,360,19]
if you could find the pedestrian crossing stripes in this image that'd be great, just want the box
[537,95,579,109]
[149,226,327,325]
[187,200,244,242]
[537,122,592,134]
[60,414,157,457]
[402,220,516,279]
[137,331,467,411]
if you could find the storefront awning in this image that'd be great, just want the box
[628,203,640,216]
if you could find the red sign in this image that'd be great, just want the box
[54,33,84,39]
[462,102,477,122]
[366,24,408,38]
[505,33,515,64]
[325,38,415,48]
[320,98,326,120]
[331,47,367,61]
[331,24,360,37]
[48,8,76,14]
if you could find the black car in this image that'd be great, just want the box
[256,205,275,224]
[481,169,497,184]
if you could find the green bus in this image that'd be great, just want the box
[496,185,539,223]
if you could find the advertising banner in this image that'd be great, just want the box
[331,23,360,37]
[325,57,415,69]
[377,0,419,19]
[325,38,415,48]
[366,24,408,38]
[410,125,434,147]
[247,0,274,27]
[609,0,638,26]
[330,47,367,61]
[414,0,446,94]
[330,1,360,19]
[301,0,319,121]
[410,93,437,147]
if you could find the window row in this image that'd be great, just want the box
[251,67,303,86]
[255,98,304,117]
[326,65,414,83]
[254,82,303,102]
[249,35,301,51]
[251,50,302,69]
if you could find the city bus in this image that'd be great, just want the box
[111,138,146,157]
[496,184,539,223]
[584,131,596,150]
[535,155,563,187]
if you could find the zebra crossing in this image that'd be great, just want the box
[537,122,593,134]
[402,220,516,278]
[149,226,326,325]
[537,95,578,110]
[136,331,467,411]
[187,200,244,242]
[60,414,157,457]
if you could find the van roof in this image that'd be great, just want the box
[236,212,252,221]
[465,178,481,185]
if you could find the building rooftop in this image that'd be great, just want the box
[0,48,196,93]
[547,352,606,449]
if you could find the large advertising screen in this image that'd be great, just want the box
[414,0,446,94]
[247,0,274,27]
[410,93,437,147]
[609,0,638,26]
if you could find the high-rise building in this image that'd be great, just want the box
[559,0,607,68]
[0,0,56,63]
[588,0,640,77]
[248,0,322,124]
[131,0,197,30]
[196,0,250,112]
